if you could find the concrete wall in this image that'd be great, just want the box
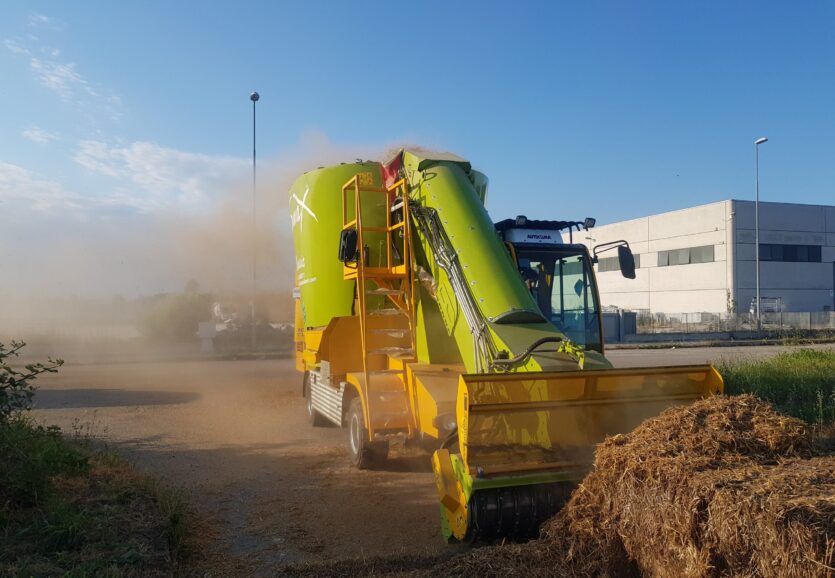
[590,199,835,314]
[590,201,731,313]
[732,200,835,312]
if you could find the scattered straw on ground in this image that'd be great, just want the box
[275,552,454,578]
[275,395,835,578]
[439,394,835,578]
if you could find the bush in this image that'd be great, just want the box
[0,341,178,575]
[0,416,89,507]
[0,341,63,423]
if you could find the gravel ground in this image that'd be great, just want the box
[32,359,445,575]
[28,343,835,574]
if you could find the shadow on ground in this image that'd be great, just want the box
[34,389,201,409]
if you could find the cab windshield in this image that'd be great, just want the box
[515,247,602,352]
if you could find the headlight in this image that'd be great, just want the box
[433,413,457,434]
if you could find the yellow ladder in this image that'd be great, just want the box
[341,176,415,438]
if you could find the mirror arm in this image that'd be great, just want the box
[592,239,631,258]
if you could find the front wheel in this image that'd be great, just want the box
[346,397,388,469]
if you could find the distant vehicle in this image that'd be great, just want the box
[749,297,783,315]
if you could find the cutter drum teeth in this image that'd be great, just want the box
[467,482,572,543]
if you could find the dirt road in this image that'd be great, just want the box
[33,359,446,574]
[30,343,835,574]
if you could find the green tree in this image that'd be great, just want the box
[0,341,63,423]
[140,292,212,342]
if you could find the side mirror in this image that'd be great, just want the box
[618,245,636,279]
[338,229,358,263]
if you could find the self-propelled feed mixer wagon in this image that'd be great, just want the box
[289,150,723,542]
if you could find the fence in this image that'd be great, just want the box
[631,310,835,334]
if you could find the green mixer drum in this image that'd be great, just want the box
[289,162,385,329]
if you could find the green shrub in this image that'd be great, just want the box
[0,341,62,423]
[0,341,178,575]
[718,349,835,425]
[0,416,89,507]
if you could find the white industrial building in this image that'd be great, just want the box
[590,200,835,314]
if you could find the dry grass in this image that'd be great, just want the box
[272,396,835,577]
[435,395,835,578]
[247,395,835,578]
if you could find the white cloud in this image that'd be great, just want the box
[28,13,63,31]
[4,38,30,55]
[29,57,94,101]
[0,161,85,213]
[5,15,123,121]
[74,140,249,211]
[22,126,60,144]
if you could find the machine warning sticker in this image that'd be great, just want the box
[357,171,375,186]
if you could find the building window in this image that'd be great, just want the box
[657,245,714,267]
[760,244,821,263]
[598,254,640,272]
[690,245,714,264]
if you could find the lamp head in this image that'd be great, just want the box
[250,91,260,102]
[755,137,768,145]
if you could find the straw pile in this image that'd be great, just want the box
[437,394,835,578]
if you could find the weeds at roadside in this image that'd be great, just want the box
[0,341,190,576]
[70,411,110,449]
[149,480,189,567]
[0,416,184,576]
[719,349,835,428]
[777,329,835,346]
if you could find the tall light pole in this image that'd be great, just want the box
[250,91,260,351]
[754,136,768,331]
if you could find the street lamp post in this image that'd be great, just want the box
[250,91,260,351]
[754,136,768,331]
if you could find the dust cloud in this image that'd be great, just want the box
[1,134,441,357]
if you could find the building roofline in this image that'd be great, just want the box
[729,198,834,209]
[595,198,834,228]
[595,199,730,228]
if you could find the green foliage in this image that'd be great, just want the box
[719,349,835,425]
[0,416,89,507]
[139,292,212,342]
[0,341,63,423]
[1,425,177,576]
[151,481,189,565]
[0,341,180,575]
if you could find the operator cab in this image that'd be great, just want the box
[496,215,635,354]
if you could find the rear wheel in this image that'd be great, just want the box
[346,397,388,468]
[303,372,329,427]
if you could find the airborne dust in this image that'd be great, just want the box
[2,135,428,361]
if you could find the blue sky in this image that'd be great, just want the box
[2,1,834,296]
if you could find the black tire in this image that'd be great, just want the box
[346,397,388,468]
[303,372,329,427]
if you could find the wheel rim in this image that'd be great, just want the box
[350,413,360,455]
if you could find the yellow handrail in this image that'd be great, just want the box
[340,173,417,439]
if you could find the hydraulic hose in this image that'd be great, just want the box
[489,336,564,369]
